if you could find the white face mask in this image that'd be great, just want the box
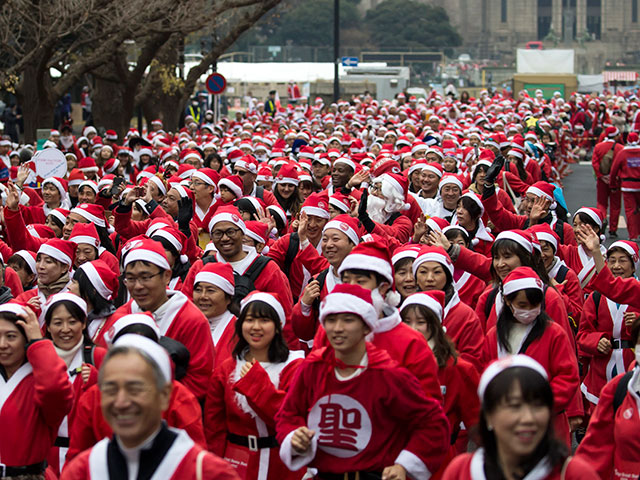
[512,305,541,325]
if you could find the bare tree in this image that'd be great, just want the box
[0,0,281,141]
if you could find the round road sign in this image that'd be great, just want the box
[206,73,227,95]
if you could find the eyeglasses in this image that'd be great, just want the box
[369,184,382,194]
[123,271,163,286]
[210,228,242,241]
[234,170,248,177]
[191,180,207,188]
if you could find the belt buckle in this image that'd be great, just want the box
[247,435,258,452]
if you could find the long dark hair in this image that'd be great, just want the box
[73,268,114,313]
[400,304,457,368]
[479,367,567,480]
[152,235,190,281]
[416,262,455,305]
[273,184,301,218]
[232,300,289,363]
[44,300,92,345]
[96,224,117,255]
[496,288,549,354]
[491,239,550,286]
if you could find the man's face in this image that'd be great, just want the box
[100,352,171,449]
[321,229,354,269]
[123,261,170,312]
[440,184,461,210]
[331,164,353,189]
[190,178,215,203]
[78,186,96,205]
[211,220,244,260]
[312,162,330,180]
[232,168,256,193]
[420,171,440,193]
[161,189,181,218]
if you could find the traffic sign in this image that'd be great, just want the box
[206,73,227,95]
[341,56,359,67]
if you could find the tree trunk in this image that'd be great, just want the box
[92,75,136,139]
[18,63,55,144]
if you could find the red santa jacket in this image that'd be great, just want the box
[370,213,413,244]
[204,352,305,480]
[0,340,73,469]
[4,207,50,252]
[575,368,640,479]
[454,270,486,310]
[290,267,338,342]
[97,292,214,401]
[60,427,239,480]
[483,321,580,445]
[442,449,598,480]
[576,291,637,406]
[66,379,206,462]
[548,258,584,325]
[611,143,640,191]
[275,344,450,478]
[442,292,484,368]
[592,265,640,309]
[556,243,605,295]
[591,139,622,180]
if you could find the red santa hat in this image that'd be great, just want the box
[438,174,463,192]
[151,227,188,264]
[338,240,393,284]
[14,250,37,274]
[122,238,171,271]
[329,192,351,214]
[526,181,556,208]
[218,175,244,199]
[38,238,76,268]
[103,158,120,174]
[42,177,68,197]
[78,157,99,173]
[503,266,544,296]
[41,292,88,320]
[105,313,160,345]
[113,334,171,385]
[391,245,421,267]
[78,180,98,195]
[105,130,118,141]
[319,283,378,332]
[528,223,559,252]
[69,222,100,249]
[274,163,300,186]
[425,217,450,234]
[26,224,55,239]
[333,156,356,171]
[192,168,221,189]
[194,262,235,296]
[240,291,286,327]
[209,206,246,234]
[245,221,270,245]
[380,172,408,199]
[423,162,444,178]
[322,214,361,246]
[67,168,85,187]
[605,126,620,138]
[460,190,485,215]
[608,240,640,268]
[478,355,548,402]
[256,166,273,182]
[76,259,119,300]
[412,245,454,278]
[234,155,258,174]
[71,203,106,228]
[495,229,534,254]
[301,192,330,219]
[574,207,605,229]
[399,290,445,322]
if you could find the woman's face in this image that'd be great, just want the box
[298,181,313,200]
[193,283,229,318]
[36,254,68,285]
[45,215,63,238]
[0,318,26,374]
[539,241,555,270]
[48,304,85,351]
[443,157,457,172]
[394,262,417,297]
[608,251,634,278]
[242,313,276,353]
[455,202,473,229]
[493,250,522,281]
[415,261,448,292]
[277,183,296,200]
[485,381,550,462]
[402,307,430,342]
[400,156,412,171]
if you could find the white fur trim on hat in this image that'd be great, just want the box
[78,180,98,194]
[151,229,183,253]
[400,293,443,322]
[38,243,72,266]
[338,253,393,284]
[148,176,167,196]
[194,272,234,296]
[495,231,533,254]
[15,250,36,274]
[123,248,171,271]
[423,164,443,177]
[319,292,378,331]
[208,211,247,234]
[503,277,543,296]
[391,249,419,266]
[478,355,548,403]
[301,206,330,219]
[333,157,356,171]
[574,207,603,229]
[218,177,243,198]
[240,292,286,326]
[328,197,349,213]
[79,261,113,300]
[439,176,463,192]
[70,235,99,249]
[70,207,105,228]
[323,220,359,246]
[412,251,454,277]
[113,334,171,384]
[535,232,558,252]
[42,292,87,321]
[191,170,217,187]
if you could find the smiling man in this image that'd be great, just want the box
[61,335,239,480]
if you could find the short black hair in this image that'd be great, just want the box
[341,268,388,287]
[232,301,289,363]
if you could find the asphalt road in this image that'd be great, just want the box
[562,162,629,246]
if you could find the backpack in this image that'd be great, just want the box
[283,232,300,278]
[600,144,616,175]
[255,186,265,200]
[311,269,330,315]
[202,255,273,308]
[613,370,634,414]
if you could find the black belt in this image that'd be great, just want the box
[54,436,70,448]
[227,433,278,451]
[316,472,382,480]
[0,461,46,477]
[613,339,634,349]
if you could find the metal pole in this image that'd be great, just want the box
[333,0,340,102]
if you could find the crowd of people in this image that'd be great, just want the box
[0,86,639,480]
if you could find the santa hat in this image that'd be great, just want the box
[413,245,454,278]
[42,177,68,197]
[151,228,188,264]
[172,184,194,202]
[209,206,246,234]
[69,222,100,249]
[123,238,171,271]
[322,214,361,246]
[478,355,548,402]
[274,163,300,187]
[400,290,445,322]
[113,334,172,385]
[218,175,243,198]
[103,158,120,174]
[605,126,620,138]
[319,283,378,331]
[528,223,559,252]
[78,180,98,195]
[333,156,356,171]
[41,292,88,321]
[267,204,287,230]
[235,196,266,219]
[67,168,85,187]
[26,224,55,239]
[234,155,258,174]
[503,266,544,296]
[245,221,270,244]
[38,238,76,267]
[192,168,221,189]
[71,203,106,228]
[104,130,118,141]
[391,244,421,266]
[105,313,160,344]
[425,217,450,234]
[240,291,286,326]
[381,173,408,199]
[439,174,463,192]
[423,162,444,178]
[526,181,556,208]
[148,175,168,196]
[338,241,393,284]
[329,192,351,213]
[460,191,485,215]
[495,229,534,254]
[256,166,273,182]
[76,259,119,300]
[144,218,173,238]
[78,157,99,173]
[301,192,330,219]
[14,250,37,274]
[574,207,605,229]
[608,240,640,268]
[194,262,235,296]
